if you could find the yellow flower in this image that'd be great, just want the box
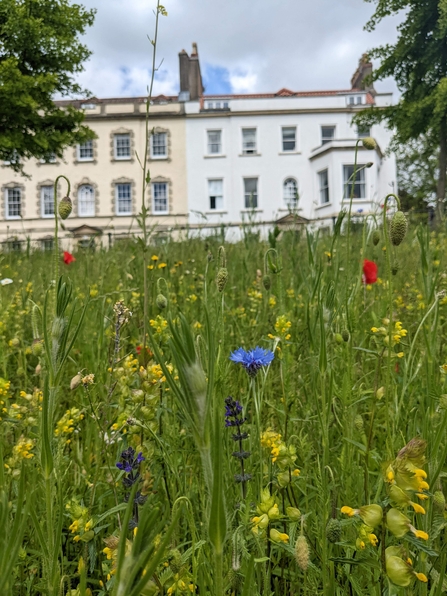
[270,529,289,543]
[341,506,357,517]
[368,533,378,547]
[158,263,167,269]
[151,255,159,261]
[415,572,428,582]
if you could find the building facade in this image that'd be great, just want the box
[0,46,397,249]
[0,96,188,249]
[184,52,396,235]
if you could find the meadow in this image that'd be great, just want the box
[1,212,447,596]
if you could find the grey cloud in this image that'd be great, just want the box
[76,0,402,98]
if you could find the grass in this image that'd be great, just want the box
[0,219,446,595]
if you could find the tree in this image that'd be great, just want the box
[0,0,96,172]
[395,134,438,212]
[355,0,447,224]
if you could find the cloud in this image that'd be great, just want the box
[74,0,403,99]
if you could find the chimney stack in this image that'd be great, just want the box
[351,54,375,94]
[178,43,204,102]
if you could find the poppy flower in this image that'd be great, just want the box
[63,251,75,265]
[363,259,378,284]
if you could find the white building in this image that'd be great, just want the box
[182,50,396,234]
[0,47,397,249]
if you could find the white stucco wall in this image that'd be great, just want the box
[185,92,396,230]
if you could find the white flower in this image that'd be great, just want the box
[0,278,13,286]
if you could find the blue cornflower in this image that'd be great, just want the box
[229,346,274,377]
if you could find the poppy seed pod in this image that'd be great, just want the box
[58,196,72,220]
[391,261,400,276]
[156,293,167,309]
[31,338,44,357]
[341,329,350,342]
[286,506,301,521]
[362,137,377,150]
[372,229,381,246]
[263,274,271,291]
[326,518,341,543]
[216,267,228,292]
[433,490,446,511]
[390,211,408,246]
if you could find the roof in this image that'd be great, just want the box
[202,89,374,102]
[55,94,178,107]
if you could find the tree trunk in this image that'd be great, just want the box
[435,118,447,227]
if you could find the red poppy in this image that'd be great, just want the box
[63,251,75,265]
[362,259,378,284]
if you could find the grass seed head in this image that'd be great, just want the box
[295,535,309,571]
[216,267,228,292]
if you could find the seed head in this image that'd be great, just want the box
[216,267,228,292]
[156,293,167,309]
[263,275,271,291]
[372,229,381,246]
[58,196,72,220]
[390,211,408,246]
[326,518,341,543]
[294,535,309,571]
[433,490,446,511]
[391,261,399,276]
[354,414,364,432]
[341,329,350,342]
[31,338,44,357]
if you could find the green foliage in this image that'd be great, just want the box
[0,0,96,170]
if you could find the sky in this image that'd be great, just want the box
[75,0,403,100]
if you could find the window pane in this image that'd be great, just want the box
[208,179,223,210]
[244,178,258,208]
[207,130,222,154]
[284,178,298,206]
[357,125,370,138]
[152,133,167,157]
[78,185,95,216]
[116,183,132,214]
[79,141,93,160]
[282,127,296,151]
[321,126,335,144]
[242,128,257,153]
[318,170,330,204]
[343,165,365,199]
[115,135,131,158]
[7,188,21,218]
[153,183,168,212]
[41,185,54,216]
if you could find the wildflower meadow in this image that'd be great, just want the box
[1,186,447,596]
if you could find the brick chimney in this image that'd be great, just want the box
[178,43,204,102]
[351,54,375,94]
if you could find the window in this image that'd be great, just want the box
[151,133,167,158]
[283,178,298,208]
[318,170,330,204]
[208,179,223,210]
[5,188,21,219]
[152,182,168,213]
[41,185,54,217]
[282,127,296,152]
[114,134,131,160]
[41,238,54,251]
[116,183,132,215]
[207,130,222,155]
[78,184,95,216]
[3,151,20,166]
[242,128,257,154]
[357,125,370,138]
[348,96,355,105]
[321,126,335,145]
[78,141,94,161]
[343,165,366,199]
[40,153,57,164]
[244,178,258,208]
